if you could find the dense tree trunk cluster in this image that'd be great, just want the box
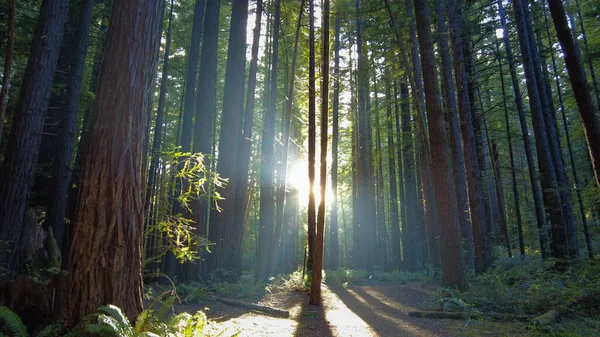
[0,0,599,325]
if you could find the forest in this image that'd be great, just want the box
[0,0,600,335]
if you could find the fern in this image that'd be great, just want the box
[0,307,28,337]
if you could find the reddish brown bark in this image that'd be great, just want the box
[64,0,163,324]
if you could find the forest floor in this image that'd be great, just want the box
[174,281,533,337]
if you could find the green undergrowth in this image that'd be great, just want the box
[0,294,235,337]
[462,256,600,315]
[324,268,430,286]
[452,256,600,336]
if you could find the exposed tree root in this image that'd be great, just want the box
[408,310,532,321]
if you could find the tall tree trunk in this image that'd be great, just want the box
[355,0,376,271]
[414,0,465,289]
[491,140,512,257]
[44,0,95,248]
[269,0,306,277]
[306,0,317,275]
[373,74,388,269]
[257,0,282,282]
[547,0,600,191]
[497,0,549,258]
[385,69,401,270]
[145,0,174,263]
[0,0,15,138]
[191,0,221,279]
[329,13,341,270]
[233,0,263,260]
[0,0,68,272]
[542,1,593,259]
[447,0,490,272]
[65,0,163,324]
[514,0,575,260]
[523,1,579,259]
[310,0,329,304]
[208,0,249,279]
[384,0,439,268]
[436,0,472,268]
[496,37,525,256]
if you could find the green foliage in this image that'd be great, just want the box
[144,152,225,266]
[462,257,600,315]
[323,268,429,285]
[0,306,65,337]
[84,300,209,337]
[0,306,28,337]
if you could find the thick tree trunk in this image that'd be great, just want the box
[414,0,465,290]
[436,0,472,268]
[257,0,282,282]
[208,0,249,279]
[547,0,600,191]
[233,0,263,262]
[0,0,68,272]
[44,0,95,249]
[0,0,15,138]
[447,0,490,273]
[65,0,163,324]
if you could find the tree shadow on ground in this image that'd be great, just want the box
[294,295,335,337]
[329,285,448,337]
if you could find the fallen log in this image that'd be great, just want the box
[208,295,290,318]
[408,310,532,321]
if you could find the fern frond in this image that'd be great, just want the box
[154,296,176,322]
[0,306,28,337]
[134,309,155,334]
[35,321,65,337]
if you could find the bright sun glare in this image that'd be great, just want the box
[286,160,334,209]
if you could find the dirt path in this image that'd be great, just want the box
[176,281,525,336]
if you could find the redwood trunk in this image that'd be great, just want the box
[65,0,162,323]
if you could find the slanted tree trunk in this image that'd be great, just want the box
[541,1,593,259]
[513,0,574,260]
[413,0,465,290]
[0,0,15,138]
[65,0,163,324]
[0,0,69,272]
[547,0,600,191]
[496,0,549,258]
[310,0,329,304]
